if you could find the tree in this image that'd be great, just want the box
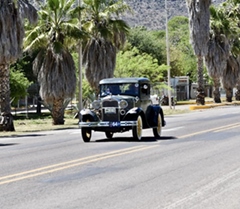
[82,0,130,95]
[204,5,231,103]
[115,46,167,83]
[168,16,197,79]
[186,0,211,105]
[222,55,240,102]
[24,0,84,125]
[127,27,165,65]
[127,17,197,82]
[205,1,240,102]
[10,66,32,107]
[0,0,37,131]
[219,0,240,101]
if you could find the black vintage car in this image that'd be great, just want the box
[79,77,166,142]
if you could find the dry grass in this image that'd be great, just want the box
[0,112,79,137]
[0,107,190,137]
[163,108,190,115]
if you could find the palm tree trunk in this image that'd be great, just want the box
[0,64,15,131]
[52,98,65,125]
[212,77,221,103]
[36,96,42,114]
[235,84,240,101]
[196,56,205,105]
[235,90,240,100]
[225,87,233,102]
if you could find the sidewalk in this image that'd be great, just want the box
[161,100,240,111]
[189,101,240,110]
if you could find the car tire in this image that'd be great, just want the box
[132,115,143,140]
[82,128,92,142]
[105,132,114,139]
[153,113,162,138]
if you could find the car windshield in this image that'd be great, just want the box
[100,83,139,97]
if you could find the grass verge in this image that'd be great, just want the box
[1,112,79,137]
[1,107,190,137]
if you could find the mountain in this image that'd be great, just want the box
[123,0,225,30]
[29,0,225,30]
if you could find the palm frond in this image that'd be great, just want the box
[222,55,240,89]
[38,46,76,104]
[83,38,116,91]
[32,49,45,76]
[205,33,230,77]
[105,0,132,17]
[24,34,48,52]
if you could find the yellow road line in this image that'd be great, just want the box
[2,122,239,185]
[0,145,158,185]
[0,146,145,181]
[213,124,240,133]
[179,123,240,139]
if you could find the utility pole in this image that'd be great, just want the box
[165,0,172,109]
[78,0,83,114]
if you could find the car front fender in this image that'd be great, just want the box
[80,109,99,122]
[145,105,165,127]
[127,107,142,114]
[124,107,143,121]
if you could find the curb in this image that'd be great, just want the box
[189,102,240,110]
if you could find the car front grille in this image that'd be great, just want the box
[102,100,118,107]
[102,100,119,122]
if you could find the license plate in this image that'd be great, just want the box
[109,122,120,127]
[105,107,116,114]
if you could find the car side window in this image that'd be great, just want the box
[127,83,139,95]
[141,84,150,94]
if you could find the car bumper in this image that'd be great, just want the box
[79,121,137,128]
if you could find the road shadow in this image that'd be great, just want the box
[159,136,178,140]
[0,134,46,139]
[0,143,18,147]
[95,135,177,143]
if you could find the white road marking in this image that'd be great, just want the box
[68,130,81,135]
[163,167,240,209]
[163,127,184,132]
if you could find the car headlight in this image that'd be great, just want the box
[92,100,101,109]
[119,100,128,109]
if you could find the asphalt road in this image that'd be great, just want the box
[1,106,240,209]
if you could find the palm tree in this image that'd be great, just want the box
[82,0,130,95]
[24,0,85,125]
[204,5,231,103]
[205,1,240,102]
[186,0,211,105]
[220,0,240,101]
[235,79,240,100]
[0,0,37,131]
[222,55,240,102]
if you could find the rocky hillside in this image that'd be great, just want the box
[29,0,225,30]
[123,0,225,30]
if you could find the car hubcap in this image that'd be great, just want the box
[86,119,91,138]
[157,114,162,134]
[137,116,142,139]
[86,131,91,138]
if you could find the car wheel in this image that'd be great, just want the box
[82,128,92,142]
[153,113,162,138]
[105,132,114,139]
[132,115,143,140]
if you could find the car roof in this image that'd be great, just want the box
[99,77,150,84]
